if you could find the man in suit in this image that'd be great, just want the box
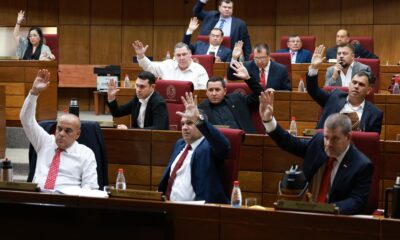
[227,43,291,91]
[309,45,383,133]
[276,34,312,63]
[182,17,232,62]
[158,92,230,203]
[259,90,373,215]
[325,43,371,87]
[326,29,378,60]
[199,61,263,134]
[193,0,251,60]
[107,71,169,130]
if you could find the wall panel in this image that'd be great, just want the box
[309,0,340,25]
[235,0,276,26]
[121,26,153,65]
[58,26,90,64]
[374,25,400,65]
[0,0,27,26]
[309,25,341,49]
[373,0,400,24]
[90,26,122,64]
[91,0,122,25]
[248,26,275,51]
[122,0,153,26]
[276,0,309,25]
[154,0,186,25]
[59,0,90,25]
[27,0,58,26]
[341,0,373,24]
[153,26,185,60]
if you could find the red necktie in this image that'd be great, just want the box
[44,148,63,190]
[317,157,336,203]
[166,145,192,199]
[260,68,266,89]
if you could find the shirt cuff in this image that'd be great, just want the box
[308,67,318,77]
[186,30,193,35]
[262,117,277,133]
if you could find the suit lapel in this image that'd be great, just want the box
[360,101,371,131]
[330,146,353,197]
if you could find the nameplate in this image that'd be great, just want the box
[0,181,39,192]
[274,200,339,214]
[110,189,164,201]
[98,121,114,128]
[0,56,20,60]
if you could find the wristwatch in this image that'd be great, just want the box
[195,113,205,126]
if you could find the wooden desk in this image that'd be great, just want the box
[0,61,58,126]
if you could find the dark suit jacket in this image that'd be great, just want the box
[276,48,312,63]
[182,34,232,62]
[158,120,230,203]
[198,77,263,134]
[269,124,373,215]
[193,0,251,60]
[227,60,291,91]
[306,73,383,133]
[326,44,378,60]
[108,91,169,130]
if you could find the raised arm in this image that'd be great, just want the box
[13,10,25,43]
[193,0,209,20]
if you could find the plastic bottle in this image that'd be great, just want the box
[298,78,305,92]
[124,74,131,88]
[289,116,297,136]
[115,168,126,190]
[393,79,400,94]
[68,98,79,117]
[230,180,242,208]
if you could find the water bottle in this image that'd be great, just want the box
[393,80,400,94]
[124,74,131,88]
[68,98,79,117]
[298,78,305,92]
[289,116,297,136]
[115,168,126,190]
[231,180,242,208]
[0,158,13,182]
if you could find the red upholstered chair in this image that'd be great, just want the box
[219,128,245,197]
[280,35,316,53]
[322,86,375,103]
[155,80,194,130]
[225,82,265,134]
[196,35,231,49]
[270,52,292,82]
[349,36,374,53]
[355,58,380,93]
[43,34,58,60]
[192,54,214,77]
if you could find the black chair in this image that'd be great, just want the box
[28,120,108,190]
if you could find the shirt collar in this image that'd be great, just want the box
[139,90,154,104]
[172,60,193,72]
[345,96,365,110]
[334,144,350,165]
[188,136,205,151]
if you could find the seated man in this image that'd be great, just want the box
[326,29,378,61]
[20,69,98,190]
[198,61,263,134]
[325,43,371,87]
[182,17,232,62]
[259,91,373,215]
[158,92,230,203]
[276,34,312,63]
[309,45,383,133]
[133,41,208,90]
[227,42,291,91]
[107,71,169,130]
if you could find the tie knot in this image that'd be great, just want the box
[327,157,336,166]
[56,148,64,153]
[186,145,192,151]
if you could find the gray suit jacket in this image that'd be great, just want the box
[325,61,370,86]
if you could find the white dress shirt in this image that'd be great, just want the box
[340,96,365,123]
[20,93,99,190]
[137,91,154,128]
[207,45,220,55]
[290,50,297,64]
[169,137,205,201]
[340,62,354,87]
[214,17,232,37]
[138,57,208,90]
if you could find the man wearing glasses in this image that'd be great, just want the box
[277,34,312,63]
[227,43,291,91]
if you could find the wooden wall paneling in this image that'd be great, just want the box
[309,0,341,25]
[121,26,153,65]
[383,153,400,180]
[275,26,309,50]
[238,171,262,192]
[151,166,165,187]
[276,0,309,26]
[58,0,90,25]
[0,86,4,158]
[122,0,153,26]
[341,24,373,37]
[341,0,373,24]
[90,0,122,25]
[151,131,181,166]
[108,164,151,186]
[58,88,93,111]
[263,147,303,172]
[262,172,282,193]
[58,26,90,64]
[0,0,26,25]
[308,25,341,50]
[90,26,122,64]
[27,0,58,26]
[248,26,275,51]
[234,0,276,26]
[153,0,185,25]
[374,25,400,64]
[153,26,185,60]
[373,0,400,24]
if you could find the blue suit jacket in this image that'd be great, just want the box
[193,1,251,60]
[269,124,373,215]
[227,60,291,91]
[158,120,230,203]
[276,48,312,63]
[306,73,383,133]
[182,34,232,62]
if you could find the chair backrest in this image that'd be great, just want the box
[192,54,214,77]
[322,86,375,103]
[270,52,292,82]
[225,82,265,134]
[219,128,245,197]
[349,36,374,53]
[28,120,108,190]
[196,35,231,49]
[155,80,194,130]
[43,34,58,60]
[280,35,316,53]
[355,58,380,93]
[350,131,380,214]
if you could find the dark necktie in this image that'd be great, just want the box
[317,157,336,203]
[44,148,63,190]
[218,19,226,29]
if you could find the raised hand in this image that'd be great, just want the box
[259,90,274,122]
[176,92,199,122]
[231,61,250,80]
[17,10,25,24]
[107,78,120,102]
[132,40,149,58]
[31,69,50,95]
[187,17,199,33]
[310,45,326,69]
[232,40,243,60]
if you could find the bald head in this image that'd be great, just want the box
[55,114,81,149]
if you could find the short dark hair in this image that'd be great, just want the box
[253,43,270,55]
[354,70,375,86]
[211,28,224,37]
[207,76,226,88]
[288,34,301,41]
[138,71,156,85]
[174,42,191,52]
[338,43,355,54]
[219,0,233,6]
[324,113,352,135]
